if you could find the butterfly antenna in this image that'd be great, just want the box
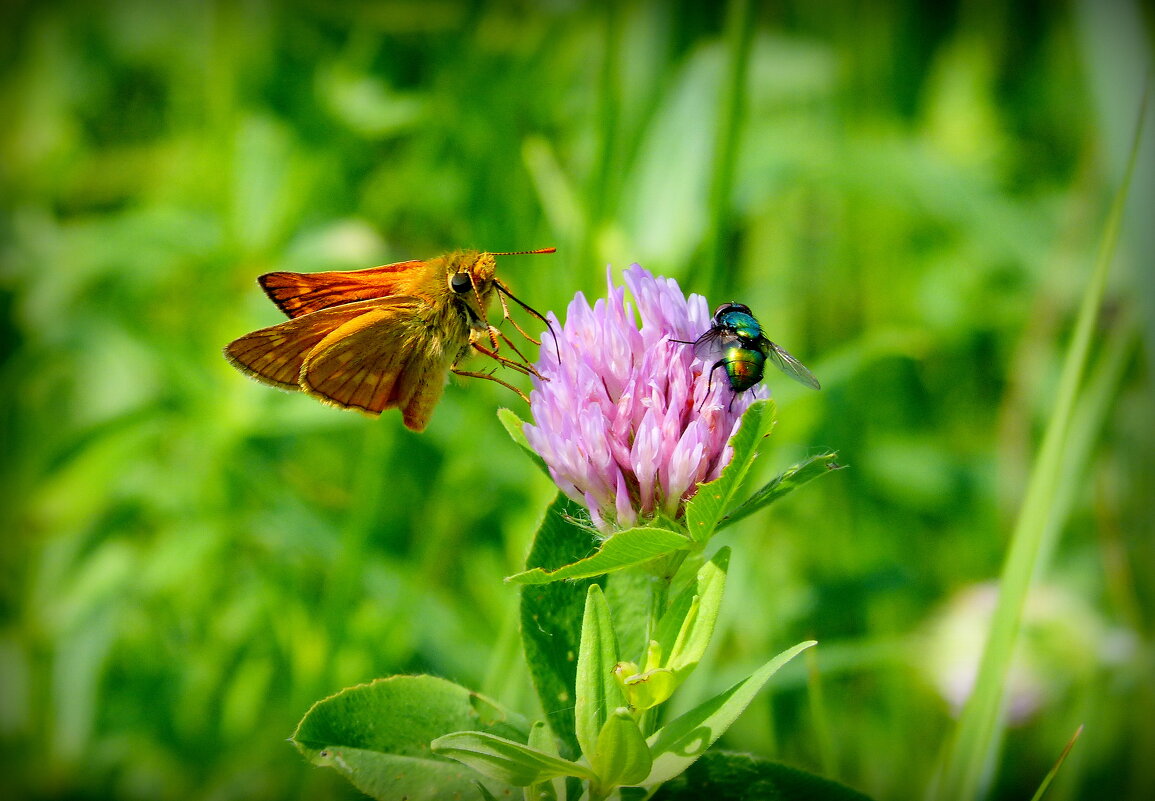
[489,247,557,257]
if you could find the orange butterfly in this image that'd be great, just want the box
[224,248,554,431]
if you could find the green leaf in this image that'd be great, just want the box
[498,407,550,476]
[664,547,729,681]
[431,731,597,786]
[519,493,602,758]
[592,708,654,790]
[684,399,777,542]
[652,585,696,670]
[651,750,875,800]
[507,527,691,584]
[644,640,815,786]
[291,675,525,801]
[717,452,842,532]
[1028,724,1083,801]
[575,584,624,764]
[603,567,657,667]
[527,720,566,801]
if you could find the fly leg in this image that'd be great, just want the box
[694,358,730,412]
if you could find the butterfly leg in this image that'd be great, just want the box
[495,281,560,362]
[474,313,544,380]
[489,326,546,376]
[495,290,540,346]
[451,367,531,403]
[471,337,546,380]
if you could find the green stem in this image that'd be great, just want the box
[636,549,688,737]
[647,549,692,643]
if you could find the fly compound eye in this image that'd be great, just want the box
[449,272,473,294]
[715,302,751,318]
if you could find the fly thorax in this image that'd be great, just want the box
[717,310,763,342]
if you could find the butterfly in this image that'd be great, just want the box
[224,248,554,431]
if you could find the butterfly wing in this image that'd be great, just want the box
[259,260,427,318]
[223,297,416,390]
[300,299,470,430]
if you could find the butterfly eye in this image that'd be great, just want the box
[449,272,473,294]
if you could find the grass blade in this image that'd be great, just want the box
[930,81,1150,801]
[1028,725,1084,801]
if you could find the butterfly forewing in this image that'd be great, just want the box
[260,261,426,319]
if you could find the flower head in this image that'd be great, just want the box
[525,265,767,533]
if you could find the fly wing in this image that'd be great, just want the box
[223,297,410,389]
[259,260,427,318]
[300,298,462,429]
[673,326,727,357]
[765,341,821,390]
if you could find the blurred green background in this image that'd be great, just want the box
[2,0,1152,799]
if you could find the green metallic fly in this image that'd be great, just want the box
[675,302,821,402]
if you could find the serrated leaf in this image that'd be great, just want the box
[664,547,729,681]
[431,730,597,786]
[498,408,550,476]
[519,493,602,758]
[717,452,842,531]
[575,584,624,764]
[592,708,653,790]
[684,400,777,542]
[644,640,815,786]
[651,750,875,800]
[291,675,525,801]
[507,527,691,584]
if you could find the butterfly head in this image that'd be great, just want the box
[442,250,498,326]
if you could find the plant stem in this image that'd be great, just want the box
[636,549,689,737]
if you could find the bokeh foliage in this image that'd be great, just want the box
[1,1,1151,800]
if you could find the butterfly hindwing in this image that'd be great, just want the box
[224,297,417,394]
[300,298,459,429]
